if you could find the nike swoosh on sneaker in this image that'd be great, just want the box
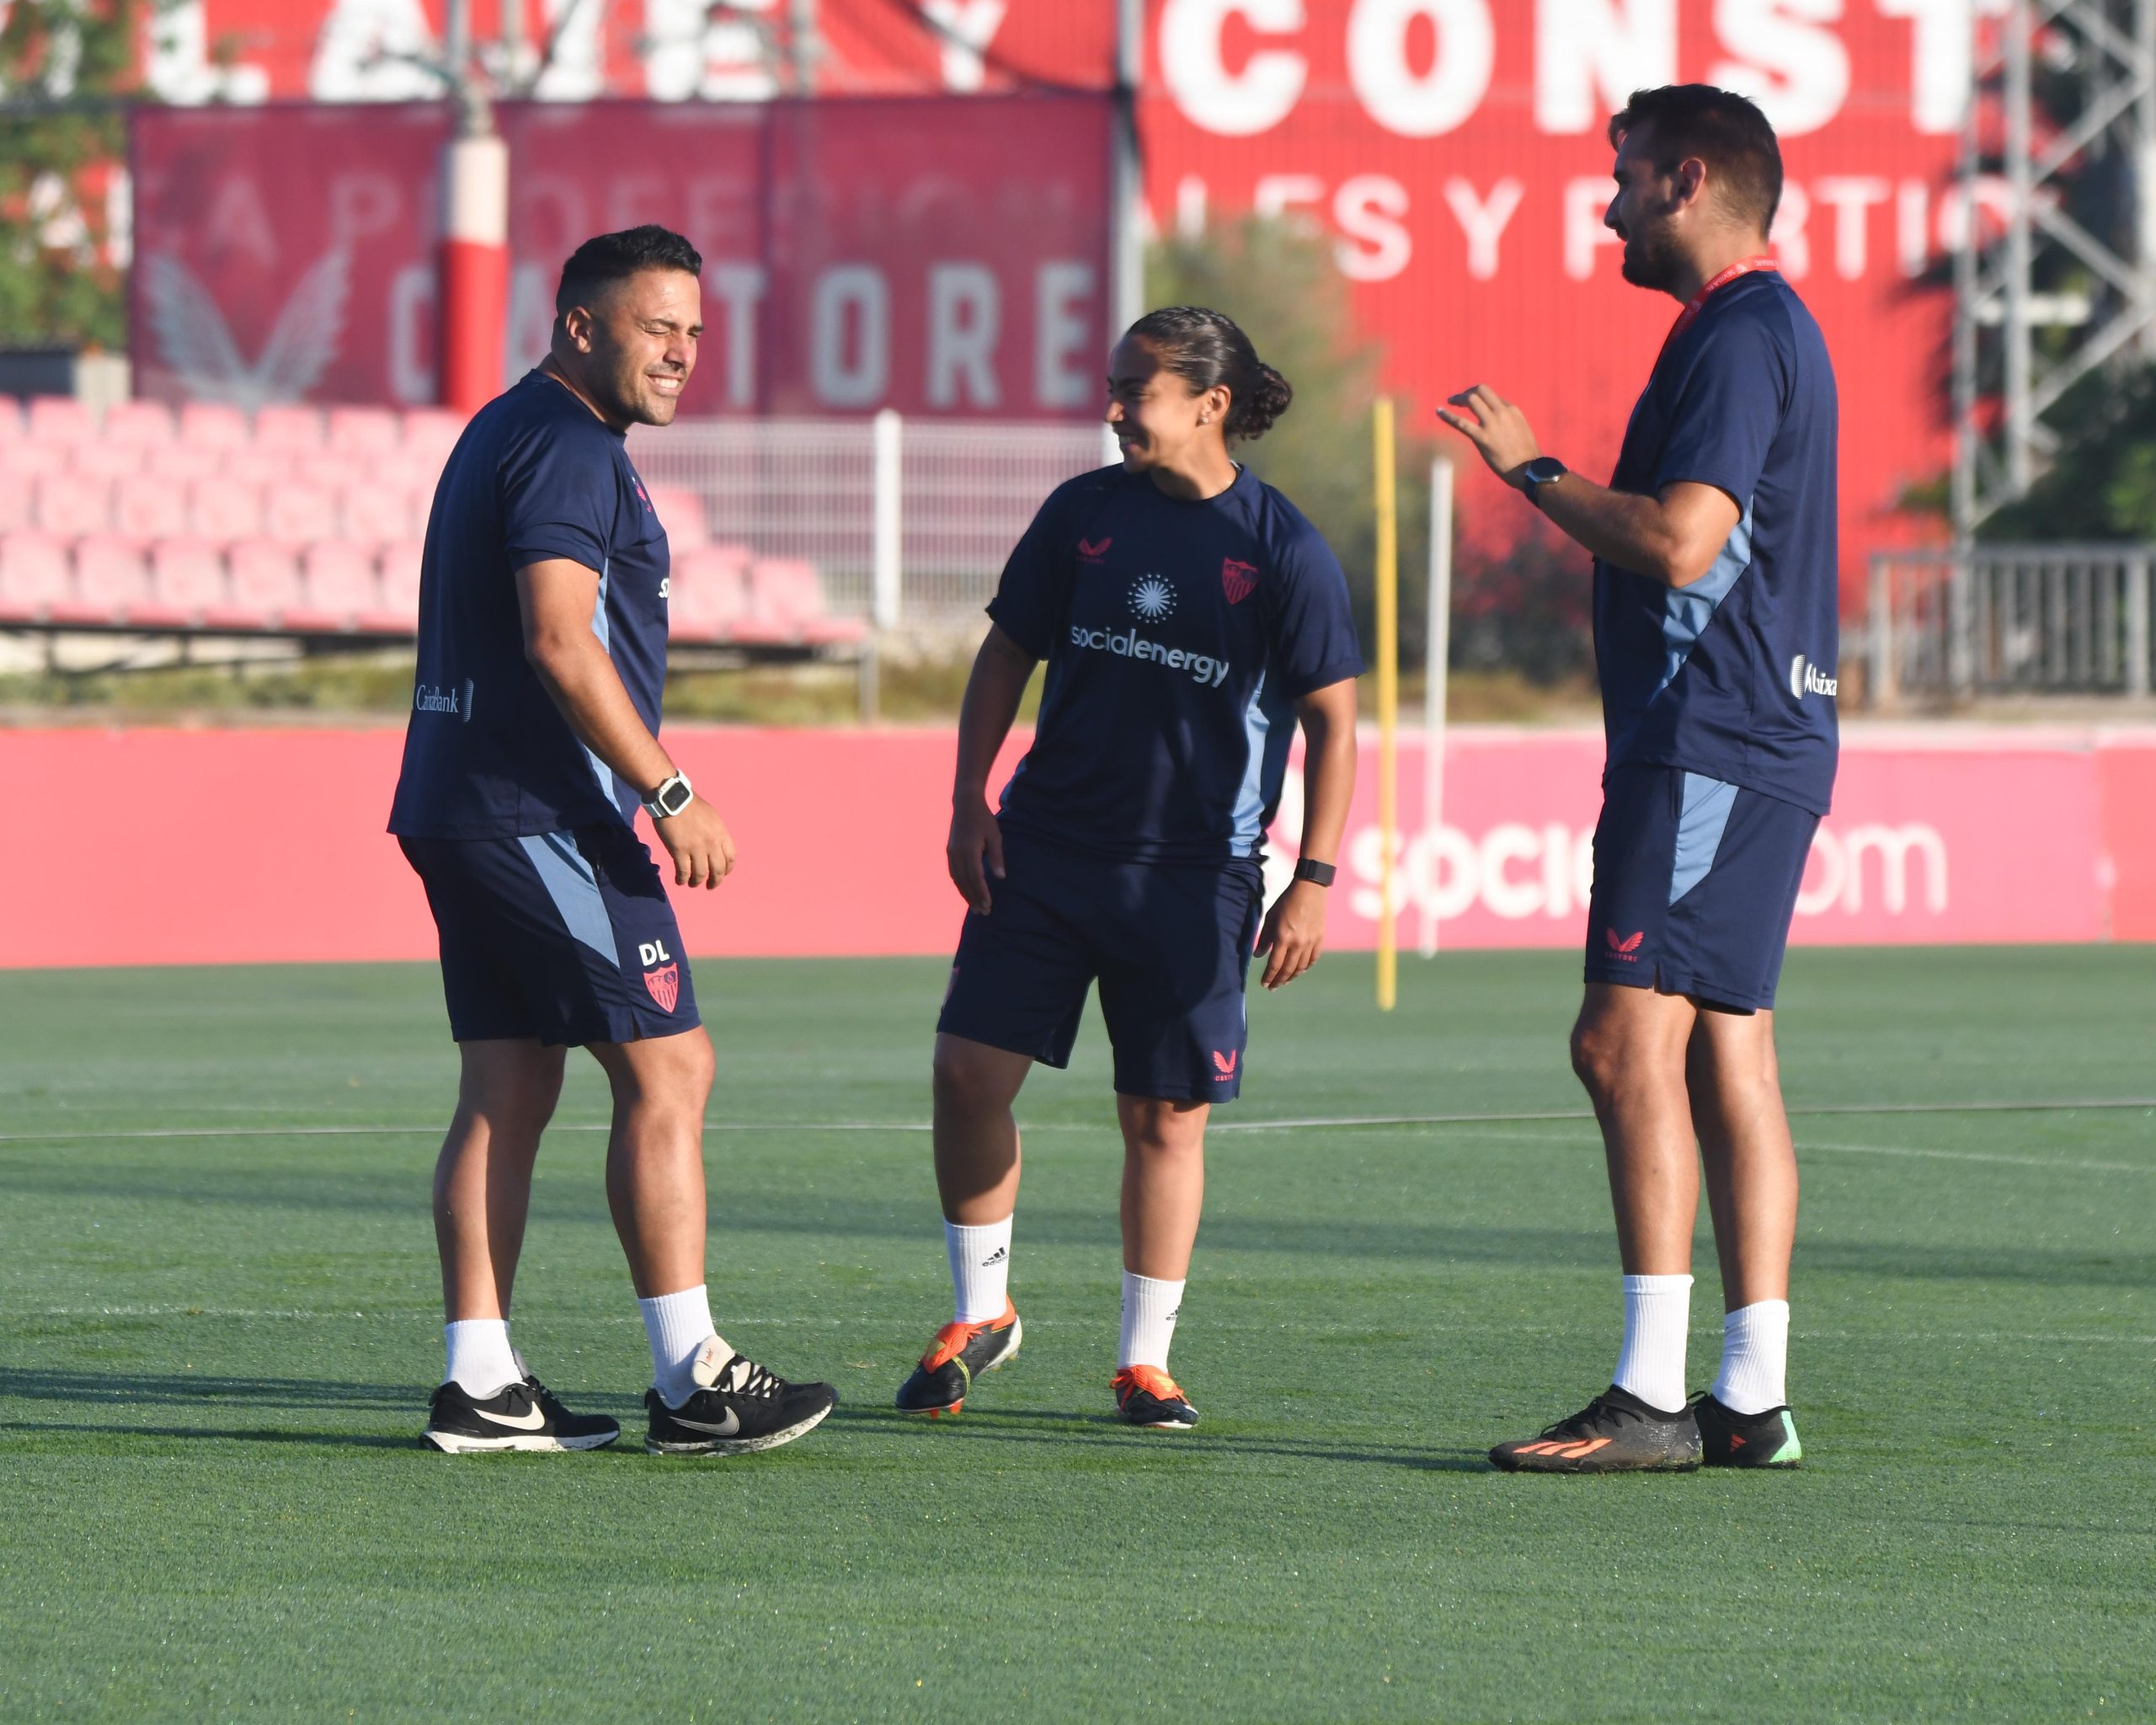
[475,1404,548,1431]
[671,1409,741,1437]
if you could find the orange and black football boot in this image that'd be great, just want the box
[894,1300,1022,1417]
[1488,1385,1701,1472]
[1112,1364,1198,1430]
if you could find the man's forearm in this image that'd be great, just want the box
[1535,476,1694,588]
[530,633,674,797]
[1296,698,1357,865]
[953,635,1033,798]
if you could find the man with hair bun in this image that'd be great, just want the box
[895,306,1364,1430]
[1443,87,1838,1473]
[390,224,836,1459]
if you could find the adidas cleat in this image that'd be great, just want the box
[1488,1385,1701,1473]
[1694,1392,1804,1467]
[895,1300,1022,1417]
[1112,1364,1198,1430]
[645,1339,837,1456]
[423,1375,620,1455]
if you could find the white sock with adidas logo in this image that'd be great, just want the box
[946,1216,1012,1324]
[1612,1273,1693,1414]
[1118,1271,1184,1370]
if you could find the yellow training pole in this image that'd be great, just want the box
[1373,396,1399,1012]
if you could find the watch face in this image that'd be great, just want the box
[1527,458,1564,483]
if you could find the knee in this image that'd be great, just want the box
[1569,1022,1625,1106]
[460,1048,567,1137]
[1120,1100,1206,1161]
[932,1041,1008,1118]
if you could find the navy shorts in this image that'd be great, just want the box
[399,824,701,1046]
[937,828,1265,1103]
[1583,764,1819,1012]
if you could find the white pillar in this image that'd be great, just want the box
[873,408,903,630]
[1419,457,1454,959]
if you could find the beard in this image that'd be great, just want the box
[1617,214,1684,293]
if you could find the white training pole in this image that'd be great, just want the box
[1420,457,1454,959]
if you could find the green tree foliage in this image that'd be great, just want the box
[0,0,142,351]
[1982,360,2156,542]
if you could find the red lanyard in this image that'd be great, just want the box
[1657,255,1778,366]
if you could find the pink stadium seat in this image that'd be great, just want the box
[647,486,709,548]
[103,403,176,446]
[327,407,401,456]
[63,536,152,623]
[114,474,189,538]
[252,403,324,450]
[400,409,466,462]
[144,539,229,626]
[72,441,146,480]
[297,454,356,490]
[189,478,264,542]
[27,397,96,444]
[0,397,24,439]
[339,482,419,547]
[226,540,302,626]
[0,532,71,621]
[377,451,445,495]
[293,542,379,632]
[35,473,112,537]
[219,451,291,488]
[376,542,424,625]
[177,403,250,447]
[668,544,750,642]
[0,469,32,533]
[147,444,224,483]
[5,439,67,476]
[750,558,866,647]
[263,480,340,542]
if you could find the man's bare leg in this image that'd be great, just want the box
[588,1028,716,1300]
[435,1038,566,1324]
[1113,1095,1208,1424]
[1570,984,1702,1276]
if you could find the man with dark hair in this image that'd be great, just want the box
[1441,87,1836,1473]
[389,223,837,1458]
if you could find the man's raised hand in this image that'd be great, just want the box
[1438,385,1541,488]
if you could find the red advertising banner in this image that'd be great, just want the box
[129,93,1114,419]
[1,726,2147,970]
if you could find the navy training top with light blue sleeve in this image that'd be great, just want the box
[1595,270,1840,816]
[987,463,1364,865]
[388,370,671,839]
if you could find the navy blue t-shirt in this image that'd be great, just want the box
[1596,270,1840,815]
[988,464,1363,864]
[388,370,671,839]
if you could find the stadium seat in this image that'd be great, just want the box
[0,397,24,440]
[754,558,867,646]
[27,397,97,444]
[189,478,264,542]
[63,536,152,624]
[668,544,750,641]
[400,409,466,463]
[263,480,341,542]
[221,450,296,488]
[147,444,226,483]
[35,473,112,537]
[114,475,190,538]
[252,403,324,450]
[376,542,424,626]
[6,439,68,476]
[144,539,230,627]
[177,403,250,447]
[0,532,71,621]
[327,407,401,455]
[225,540,302,627]
[338,482,419,546]
[0,469,32,534]
[293,542,380,632]
[103,402,177,446]
[647,485,710,548]
[72,441,147,480]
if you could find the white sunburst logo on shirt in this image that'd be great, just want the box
[1128,575,1177,621]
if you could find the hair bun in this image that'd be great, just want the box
[1229,362,1294,443]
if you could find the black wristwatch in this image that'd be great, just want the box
[642,772,694,820]
[1521,456,1568,509]
[1292,857,1337,887]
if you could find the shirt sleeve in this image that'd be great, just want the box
[502,424,619,574]
[1652,310,1789,508]
[1267,522,1365,699]
[984,485,1075,660]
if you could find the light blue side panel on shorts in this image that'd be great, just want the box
[1668,772,1738,905]
[519,831,618,962]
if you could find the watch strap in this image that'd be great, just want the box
[1292,857,1337,887]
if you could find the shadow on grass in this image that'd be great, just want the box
[0,1368,417,1410]
[2,1418,417,1450]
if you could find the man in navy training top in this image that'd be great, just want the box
[1441,85,1836,1472]
[388,224,835,1457]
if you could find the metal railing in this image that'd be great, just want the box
[630,413,1113,627]
[1865,546,2154,704]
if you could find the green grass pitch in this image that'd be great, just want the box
[2,947,2151,1721]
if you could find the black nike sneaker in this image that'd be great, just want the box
[1488,1385,1701,1473]
[645,1338,838,1456]
[1693,1392,1804,1467]
[1112,1364,1198,1430]
[423,1375,621,1454]
[894,1300,1022,1418]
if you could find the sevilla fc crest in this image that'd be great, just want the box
[1221,558,1258,604]
[643,964,680,1011]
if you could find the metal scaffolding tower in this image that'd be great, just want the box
[1954,0,2156,535]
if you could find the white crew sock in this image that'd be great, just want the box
[443,1318,520,1398]
[1118,1271,1185,1370]
[1712,1299,1791,1415]
[639,1284,728,1408]
[1611,1273,1693,1413]
[945,1217,1013,1324]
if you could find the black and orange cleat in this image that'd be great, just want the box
[894,1301,1022,1417]
[1693,1392,1804,1467]
[1488,1385,1701,1473]
[1112,1364,1198,1430]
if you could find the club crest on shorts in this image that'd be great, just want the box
[1221,558,1258,605]
[643,963,680,1011]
